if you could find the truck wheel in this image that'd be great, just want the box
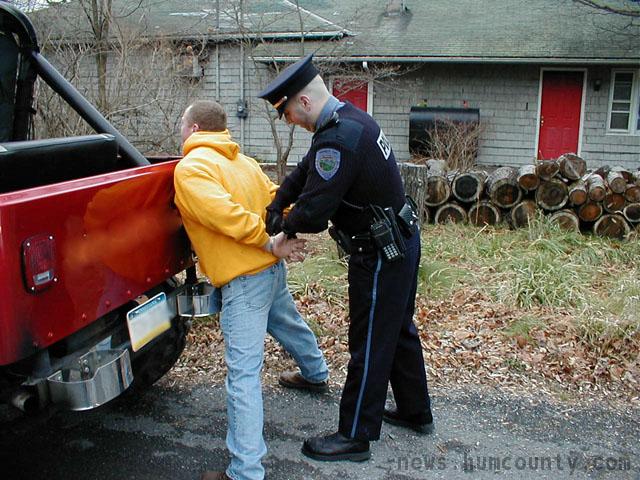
[128,315,189,393]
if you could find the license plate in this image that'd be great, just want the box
[126,292,172,352]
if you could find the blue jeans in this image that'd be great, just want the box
[219,260,328,480]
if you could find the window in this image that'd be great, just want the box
[608,70,640,134]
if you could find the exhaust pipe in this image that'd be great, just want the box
[11,388,39,414]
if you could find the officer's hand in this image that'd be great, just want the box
[265,208,283,236]
[271,232,307,261]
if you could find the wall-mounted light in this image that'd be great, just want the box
[593,79,602,92]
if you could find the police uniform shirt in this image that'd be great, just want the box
[271,102,406,236]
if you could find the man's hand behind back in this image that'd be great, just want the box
[272,232,307,263]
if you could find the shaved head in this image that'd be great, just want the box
[283,75,331,132]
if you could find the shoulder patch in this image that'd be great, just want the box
[377,130,391,160]
[315,148,341,181]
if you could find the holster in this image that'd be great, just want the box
[329,225,352,254]
[397,195,420,237]
[370,205,406,262]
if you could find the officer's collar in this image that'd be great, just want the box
[314,111,339,137]
[315,96,344,132]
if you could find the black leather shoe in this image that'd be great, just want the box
[301,432,370,462]
[383,407,435,435]
[279,371,328,393]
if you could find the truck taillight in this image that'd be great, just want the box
[22,234,57,293]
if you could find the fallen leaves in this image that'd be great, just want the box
[165,241,640,408]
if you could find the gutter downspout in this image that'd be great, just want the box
[240,41,245,148]
[216,45,220,100]
[238,0,245,149]
[215,0,220,101]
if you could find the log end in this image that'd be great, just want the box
[510,200,538,229]
[434,203,468,224]
[549,210,580,232]
[593,214,631,240]
[468,201,501,226]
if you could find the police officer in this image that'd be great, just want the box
[258,55,434,462]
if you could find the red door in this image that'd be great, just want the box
[538,71,583,159]
[333,79,368,112]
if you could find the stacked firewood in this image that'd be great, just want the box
[399,154,640,240]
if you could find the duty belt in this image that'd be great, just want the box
[349,232,378,254]
[329,198,419,256]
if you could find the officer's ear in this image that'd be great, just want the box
[298,94,312,112]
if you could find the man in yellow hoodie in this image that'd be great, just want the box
[174,100,329,480]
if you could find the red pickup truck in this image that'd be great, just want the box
[0,2,194,412]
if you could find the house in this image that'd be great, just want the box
[32,0,640,168]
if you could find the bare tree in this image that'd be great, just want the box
[411,119,485,172]
[79,0,112,112]
[30,1,202,153]
[572,0,640,40]
[6,0,44,11]
[222,0,412,182]
[573,0,640,17]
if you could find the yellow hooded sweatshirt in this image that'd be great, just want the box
[174,130,279,287]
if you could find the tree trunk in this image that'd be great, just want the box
[517,164,540,191]
[398,162,430,222]
[263,101,292,184]
[510,200,538,228]
[468,200,501,226]
[426,159,447,173]
[535,159,559,181]
[485,166,522,208]
[577,201,603,223]
[434,202,467,224]
[535,178,568,211]
[603,192,625,213]
[586,174,606,202]
[568,179,588,206]
[593,214,631,240]
[90,0,112,114]
[451,170,486,203]
[557,153,586,180]
[549,209,580,232]
[623,203,640,223]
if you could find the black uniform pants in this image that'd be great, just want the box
[338,230,432,441]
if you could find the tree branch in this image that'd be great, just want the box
[573,0,640,18]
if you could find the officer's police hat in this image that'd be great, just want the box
[258,54,319,118]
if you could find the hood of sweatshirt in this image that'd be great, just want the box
[182,130,240,160]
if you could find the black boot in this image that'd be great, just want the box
[301,431,370,462]
[383,407,434,435]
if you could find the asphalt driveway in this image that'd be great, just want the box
[1,382,638,480]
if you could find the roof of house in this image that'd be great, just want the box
[32,0,640,64]
[31,0,350,42]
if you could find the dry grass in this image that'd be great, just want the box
[167,223,640,406]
